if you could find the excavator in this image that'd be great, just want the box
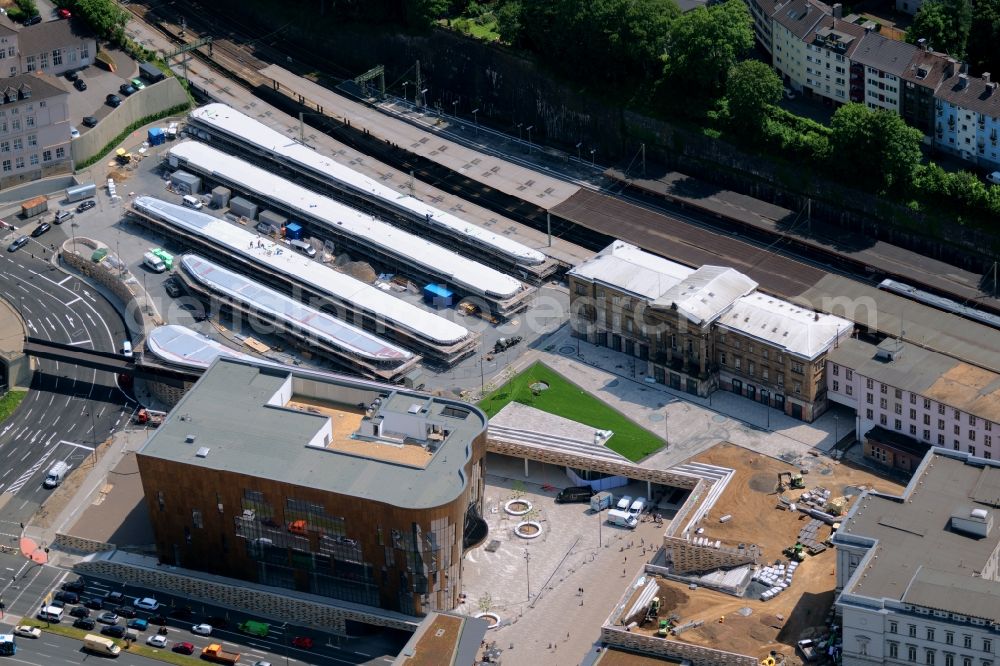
[777,471,805,492]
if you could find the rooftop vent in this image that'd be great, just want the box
[196,447,210,458]
[408,403,422,415]
[959,73,969,89]
[951,507,993,537]
[185,434,197,444]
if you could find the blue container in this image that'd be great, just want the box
[285,222,303,240]
[422,283,454,309]
[147,127,165,146]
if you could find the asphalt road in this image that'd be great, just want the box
[4,629,169,666]
[0,220,132,527]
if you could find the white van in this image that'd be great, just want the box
[616,495,633,512]
[142,251,166,273]
[182,194,203,209]
[38,605,64,622]
[289,239,316,257]
[607,509,638,529]
[121,340,133,358]
[84,634,121,656]
[629,497,646,518]
[43,461,70,488]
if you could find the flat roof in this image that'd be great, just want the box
[178,254,412,363]
[167,141,524,300]
[132,196,468,346]
[138,358,486,509]
[146,325,261,369]
[717,292,853,360]
[394,612,488,666]
[836,451,1000,619]
[189,103,545,266]
[828,337,1000,422]
[568,241,694,300]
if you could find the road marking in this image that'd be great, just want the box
[63,296,81,306]
[59,441,95,451]
[58,276,71,285]
[5,447,55,495]
[67,338,92,347]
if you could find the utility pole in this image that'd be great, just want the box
[415,60,422,109]
[524,549,531,600]
[641,143,646,177]
[298,112,305,143]
[546,211,551,247]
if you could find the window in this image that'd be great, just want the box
[846,369,853,380]
[926,650,936,665]
[52,49,62,66]
[26,134,35,147]
[909,645,918,662]
[866,409,874,420]
[735,357,742,370]
[910,424,917,435]
[945,631,953,645]
[833,380,839,392]
[792,362,804,374]
[895,403,902,415]
[987,421,993,432]
[987,435,992,447]
[924,398,931,409]
[910,409,917,420]
[867,393,874,404]
[910,625,917,638]
[927,628,935,641]
[0,140,8,153]
[970,415,977,426]
[25,55,35,72]
[910,393,917,405]
[793,382,801,394]
[1,159,9,173]
[28,153,37,166]
[890,621,898,634]
[14,156,23,169]
[938,434,945,445]
[867,378,874,389]
[964,635,972,649]
[192,509,203,529]
[12,138,21,151]
[82,44,90,59]
[880,414,888,426]
[748,361,755,377]
[970,430,976,441]
[55,147,64,159]
[25,116,33,128]
[39,52,48,69]
[945,655,954,666]
[833,364,839,376]
[720,353,726,366]
[881,397,888,409]
[984,639,992,652]
[955,425,961,435]
[42,149,50,162]
[954,409,961,419]
[846,385,853,396]
[895,419,902,431]
[157,491,165,511]
[939,404,946,415]
[924,429,931,440]
[939,419,945,430]
[882,385,889,395]
[896,388,903,399]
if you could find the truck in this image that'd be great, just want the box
[43,461,70,489]
[202,644,240,664]
[606,509,638,529]
[0,634,15,656]
[135,409,166,427]
[494,336,522,353]
[237,620,269,637]
[590,491,614,512]
[84,634,121,657]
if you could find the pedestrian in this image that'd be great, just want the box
[622,568,626,576]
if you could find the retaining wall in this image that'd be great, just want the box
[600,626,758,666]
[53,533,115,554]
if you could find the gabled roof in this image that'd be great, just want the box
[717,292,852,359]
[0,72,66,105]
[901,48,953,89]
[807,17,866,58]
[17,18,92,57]
[772,0,828,39]
[567,241,693,301]
[0,16,16,37]
[937,70,1000,117]
[850,30,919,75]
[652,266,758,326]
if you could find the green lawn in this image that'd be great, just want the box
[21,618,199,666]
[478,362,664,461]
[0,390,26,424]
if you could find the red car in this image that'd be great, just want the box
[172,642,195,655]
[291,636,313,649]
[57,8,71,18]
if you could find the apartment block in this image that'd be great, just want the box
[772,0,828,92]
[935,69,1000,170]
[804,15,863,104]
[849,31,917,111]
[827,337,1000,470]
[0,72,72,188]
[901,42,953,136]
[568,241,852,422]
[0,17,96,78]
[833,449,1000,665]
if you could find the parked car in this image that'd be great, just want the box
[13,626,40,639]
[101,625,127,638]
[22,14,41,26]
[164,279,182,298]
[555,486,595,504]
[73,78,87,91]
[146,634,168,648]
[784,87,797,99]
[97,611,119,625]
[291,637,313,649]
[169,606,193,619]
[65,70,78,82]
[73,617,96,630]
[205,616,228,630]
[988,171,1000,185]
[76,200,97,213]
[191,624,212,636]
[615,495,633,511]
[130,78,146,90]
[7,236,28,252]
[116,605,137,619]
[30,222,51,238]
[70,126,79,139]
[135,597,160,611]
[54,590,79,604]
[119,83,136,97]
[106,94,122,107]
[149,614,167,626]
[69,606,90,618]
[57,8,71,18]
[104,591,125,605]
[84,597,104,610]
[127,618,148,631]
[62,578,86,593]
[172,642,195,655]
[82,115,98,128]
[54,210,73,224]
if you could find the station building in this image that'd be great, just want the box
[136,357,488,616]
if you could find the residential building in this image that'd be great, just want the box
[17,18,95,77]
[827,337,1000,466]
[772,0,828,92]
[0,72,72,189]
[568,241,852,421]
[901,42,953,136]
[136,357,488,616]
[833,449,1000,665]
[804,14,864,105]
[935,69,1000,169]
[746,0,781,55]
[0,22,17,78]
[849,31,917,111]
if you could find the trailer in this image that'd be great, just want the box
[66,183,96,203]
[20,195,48,218]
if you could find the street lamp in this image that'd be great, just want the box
[452,100,458,117]
[834,415,840,447]
[762,390,770,429]
[590,148,597,165]
[402,81,410,102]
[471,108,479,135]
[576,142,582,162]
[525,125,534,153]
[419,88,428,109]
[523,549,531,600]
[516,123,523,143]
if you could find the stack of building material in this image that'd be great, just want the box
[754,560,799,600]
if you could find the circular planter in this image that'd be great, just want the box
[504,499,533,516]
[514,521,542,539]
[475,612,500,629]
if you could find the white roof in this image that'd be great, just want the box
[168,140,523,300]
[178,254,413,363]
[654,266,758,326]
[567,241,693,300]
[189,104,546,266]
[717,292,853,360]
[146,325,263,369]
[132,196,468,346]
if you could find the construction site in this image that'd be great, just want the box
[601,443,906,665]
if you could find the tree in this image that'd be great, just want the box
[967,0,1000,76]
[495,1,523,45]
[403,0,449,28]
[725,60,782,131]
[661,0,754,96]
[906,0,972,58]
[75,0,130,41]
[829,103,923,192]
